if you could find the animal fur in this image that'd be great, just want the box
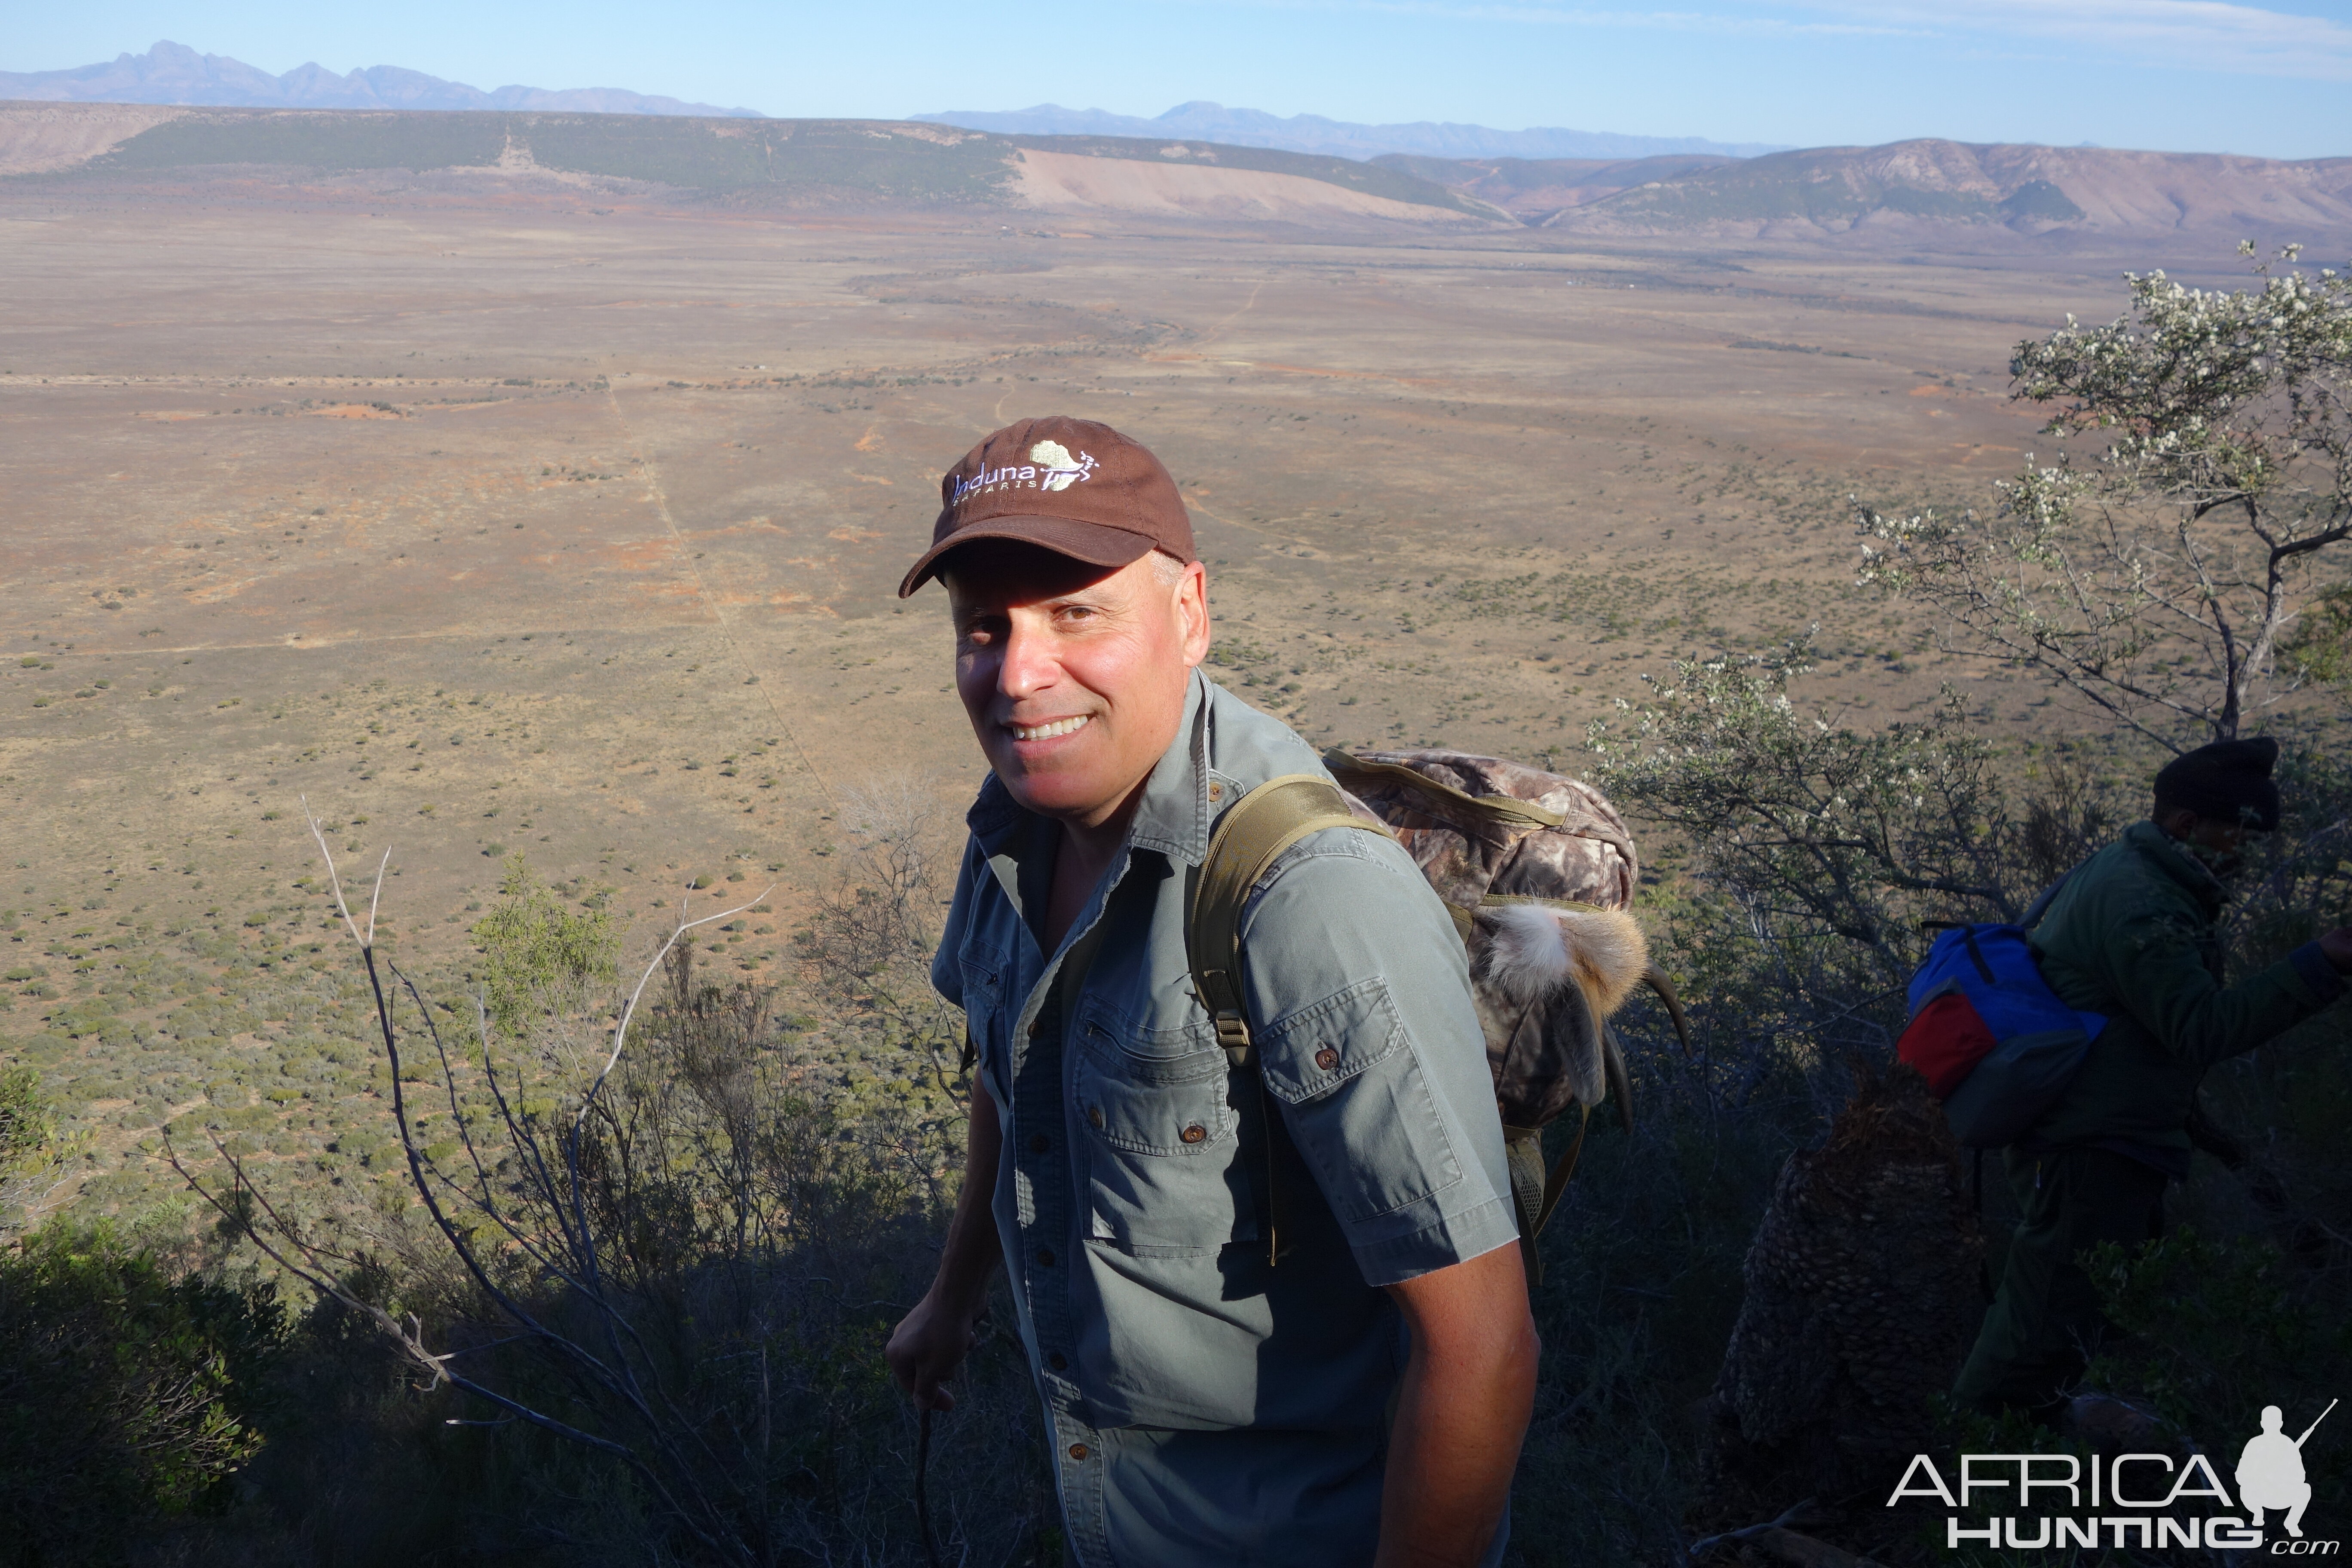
[1470,904,1650,1120]
[1478,903,1648,1018]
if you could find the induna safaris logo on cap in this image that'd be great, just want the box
[949,439,1097,506]
[1889,1398,2338,1553]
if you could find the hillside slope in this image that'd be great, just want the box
[0,101,187,175]
[1538,139,2352,239]
[77,110,1020,204]
[917,101,1784,161]
[0,104,1495,224]
[1371,153,1739,222]
[1004,135,1498,218]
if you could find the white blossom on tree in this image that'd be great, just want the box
[1859,244,2352,748]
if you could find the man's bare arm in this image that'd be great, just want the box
[885,1079,1005,1412]
[1376,1242,1540,1568]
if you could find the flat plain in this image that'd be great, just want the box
[0,168,2271,1205]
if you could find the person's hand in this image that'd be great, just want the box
[2320,926,2352,977]
[886,1290,983,1412]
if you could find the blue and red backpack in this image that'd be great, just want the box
[1896,903,2107,1148]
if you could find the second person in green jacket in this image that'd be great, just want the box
[1955,737,2352,1418]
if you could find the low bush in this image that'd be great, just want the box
[0,1220,285,1566]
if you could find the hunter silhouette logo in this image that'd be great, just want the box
[2242,1400,2334,1539]
[1029,439,1096,490]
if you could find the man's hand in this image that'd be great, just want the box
[886,1080,1005,1413]
[1376,1241,1540,1568]
[887,1286,985,1412]
[2318,926,2352,976]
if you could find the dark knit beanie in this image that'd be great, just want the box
[2154,736,2281,832]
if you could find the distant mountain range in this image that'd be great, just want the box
[6,96,2344,245]
[2,46,1792,159]
[0,40,760,119]
[913,103,1788,162]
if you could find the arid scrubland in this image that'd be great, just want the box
[0,187,2155,1215]
[4,165,2346,1564]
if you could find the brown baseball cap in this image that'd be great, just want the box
[897,415,1194,597]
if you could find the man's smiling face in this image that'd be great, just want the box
[945,541,1209,830]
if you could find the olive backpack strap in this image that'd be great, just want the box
[1187,774,1391,1068]
[1499,1102,1592,1288]
[1186,773,1392,1266]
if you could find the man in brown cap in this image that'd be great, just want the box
[1955,736,2351,1417]
[885,417,1536,1566]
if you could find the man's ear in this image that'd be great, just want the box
[1175,560,1211,669]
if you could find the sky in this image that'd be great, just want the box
[9,0,2352,159]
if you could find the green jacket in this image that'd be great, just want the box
[2025,821,2344,1160]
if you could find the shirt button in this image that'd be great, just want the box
[1179,1123,1207,1144]
[1314,1046,1339,1071]
[1068,1443,1090,1462]
[1035,1247,1056,1267]
[1029,1134,1051,1154]
[1207,782,1224,802]
[1028,1018,1044,1038]
[1087,1106,1106,1129]
[1047,1351,1069,1372]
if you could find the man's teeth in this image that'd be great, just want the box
[1012,716,1090,741]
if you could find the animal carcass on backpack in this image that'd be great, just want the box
[1185,746,1688,1281]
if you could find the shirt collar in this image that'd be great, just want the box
[962,668,1216,869]
[1124,670,1214,869]
[2125,818,2227,911]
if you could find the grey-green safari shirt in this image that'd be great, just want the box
[933,671,1518,1566]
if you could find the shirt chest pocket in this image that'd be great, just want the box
[1069,992,1258,1257]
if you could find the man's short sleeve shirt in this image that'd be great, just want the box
[931,671,1515,1560]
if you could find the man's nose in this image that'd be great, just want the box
[996,615,1059,699]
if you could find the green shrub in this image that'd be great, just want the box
[0,1220,285,1565]
[2087,1228,2346,1428]
[468,854,616,1039]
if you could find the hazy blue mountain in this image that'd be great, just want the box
[912,101,1785,161]
[0,40,762,119]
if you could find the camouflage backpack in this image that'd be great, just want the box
[1188,747,1686,1279]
